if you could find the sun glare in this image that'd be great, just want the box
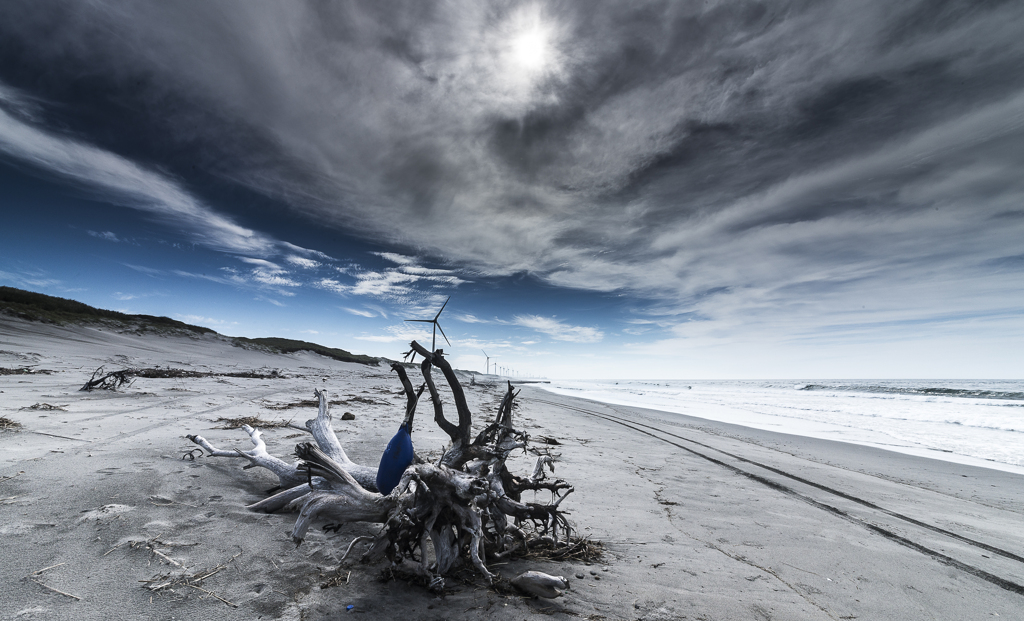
[484,4,562,106]
[511,26,549,72]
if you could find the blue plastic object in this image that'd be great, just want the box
[376,423,413,495]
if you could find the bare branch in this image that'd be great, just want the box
[421,358,459,443]
[186,425,304,490]
[409,340,473,443]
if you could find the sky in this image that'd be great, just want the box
[1,0,1022,379]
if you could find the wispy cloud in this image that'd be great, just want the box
[124,263,165,277]
[281,242,334,262]
[513,315,603,343]
[251,269,299,287]
[365,304,389,320]
[233,257,301,288]
[317,253,465,307]
[454,313,488,323]
[0,82,276,255]
[375,252,415,266]
[342,307,376,318]
[88,230,120,242]
[317,272,416,300]
[317,278,347,295]
[255,295,286,307]
[349,271,419,298]
[353,323,433,343]
[0,268,63,290]
[238,257,281,269]
[175,314,237,326]
[172,269,236,285]
[285,255,321,269]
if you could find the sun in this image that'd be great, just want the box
[502,2,558,79]
[510,25,550,73]
[488,3,563,103]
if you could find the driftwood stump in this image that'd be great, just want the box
[185,340,577,590]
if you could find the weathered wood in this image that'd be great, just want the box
[186,424,305,490]
[185,339,579,587]
[408,342,472,442]
[304,389,378,492]
[289,444,394,543]
[420,358,459,443]
[186,389,379,493]
[389,362,424,428]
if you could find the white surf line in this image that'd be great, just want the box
[532,396,1024,597]
[535,384,1024,476]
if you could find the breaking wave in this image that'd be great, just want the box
[796,384,1024,401]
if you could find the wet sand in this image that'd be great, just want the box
[2,316,1023,620]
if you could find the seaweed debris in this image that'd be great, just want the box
[213,416,296,430]
[0,416,23,431]
[0,367,52,375]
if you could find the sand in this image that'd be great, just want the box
[2,315,1023,620]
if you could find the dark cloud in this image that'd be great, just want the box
[1,0,1023,346]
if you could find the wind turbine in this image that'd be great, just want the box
[482,350,491,375]
[405,296,451,352]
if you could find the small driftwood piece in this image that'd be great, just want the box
[185,341,578,589]
[80,366,135,391]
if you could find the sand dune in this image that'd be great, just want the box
[2,315,1023,620]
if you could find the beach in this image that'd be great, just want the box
[2,316,1023,620]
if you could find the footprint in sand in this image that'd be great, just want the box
[77,503,135,523]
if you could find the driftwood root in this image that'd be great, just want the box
[185,340,585,584]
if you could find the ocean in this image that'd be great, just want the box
[536,379,1024,474]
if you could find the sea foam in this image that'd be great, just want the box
[537,379,1024,474]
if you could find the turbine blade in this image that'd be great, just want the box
[405,319,433,323]
[436,322,451,347]
[433,295,451,321]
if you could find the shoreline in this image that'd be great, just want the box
[521,387,1024,514]
[534,382,1024,477]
